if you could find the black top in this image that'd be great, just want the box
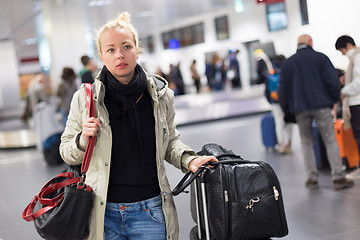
[106,90,160,203]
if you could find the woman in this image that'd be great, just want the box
[60,12,216,240]
[190,59,201,93]
[57,67,78,125]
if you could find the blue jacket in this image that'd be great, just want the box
[278,45,340,115]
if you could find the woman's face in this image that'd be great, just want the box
[100,27,139,84]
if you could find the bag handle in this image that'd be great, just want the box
[172,153,253,196]
[172,166,207,196]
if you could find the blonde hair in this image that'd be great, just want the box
[96,12,140,56]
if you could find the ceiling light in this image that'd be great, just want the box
[23,38,38,45]
[136,11,155,18]
[88,0,113,7]
[234,0,244,13]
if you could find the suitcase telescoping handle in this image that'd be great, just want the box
[172,154,252,196]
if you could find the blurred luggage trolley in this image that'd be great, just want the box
[33,101,64,166]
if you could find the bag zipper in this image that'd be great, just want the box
[221,164,232,240]
[257,162,287,233]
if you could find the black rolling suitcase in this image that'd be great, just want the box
[43,133,63,166]
[172,144,288,240]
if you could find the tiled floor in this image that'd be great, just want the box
[1,93,360,239]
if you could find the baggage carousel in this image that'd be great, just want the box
[0,106,37,148]
[0,87,271,148]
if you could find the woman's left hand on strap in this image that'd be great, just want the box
[188,156,218,173]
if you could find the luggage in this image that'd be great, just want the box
[172,143,288,240]
[261,113,278,149]
[43,133,63,166]
[33,101,64,166]
[312,121,330,169]
[334,119,359,169]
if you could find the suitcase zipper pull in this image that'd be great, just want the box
[224,190,229,202]
[273,186,279,200]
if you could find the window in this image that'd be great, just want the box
[299,0,309,25]
[215,16,229,40]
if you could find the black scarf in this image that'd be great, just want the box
[100,64,147,165]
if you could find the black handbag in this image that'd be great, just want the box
[172,143,288,240]
[22,83,96,240]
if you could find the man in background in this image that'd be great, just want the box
[335,35,360,179]
[79,55,98,84]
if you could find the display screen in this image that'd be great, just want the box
[162,23,204,49]
[266,2,288,32]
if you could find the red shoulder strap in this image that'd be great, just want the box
[81,83,96,175]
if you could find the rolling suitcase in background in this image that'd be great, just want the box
[312,121,330,169]
[261,113,278,150]
[172,143,288,240]
[334,119,359,170]
[43,133,63,166]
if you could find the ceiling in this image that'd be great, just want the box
[0,0,234,63]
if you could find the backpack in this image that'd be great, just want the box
[268,72,280,101]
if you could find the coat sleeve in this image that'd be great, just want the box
[342,54,360,96]
[163,90,197,173]
[59,88,87,165]
[321,56,340,103]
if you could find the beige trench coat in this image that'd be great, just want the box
[60,70,197,240]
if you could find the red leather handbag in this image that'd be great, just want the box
[22,83,96,240]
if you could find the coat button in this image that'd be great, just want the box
[100,201,104,205]
[105,163,109,166]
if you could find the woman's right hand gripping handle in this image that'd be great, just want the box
[81,117,102,142]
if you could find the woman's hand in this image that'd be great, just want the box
[81,117,101,141]
[188,156,218,173]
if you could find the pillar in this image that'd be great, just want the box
[42,0,94,88]
[0,40,21,108]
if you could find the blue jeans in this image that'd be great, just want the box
[104,195,166,240]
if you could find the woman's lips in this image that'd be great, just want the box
[117,63,128,69]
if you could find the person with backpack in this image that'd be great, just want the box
[255,49,293,154]
[267,55,294,154]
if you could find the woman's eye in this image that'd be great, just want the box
[107,48,114,53]
[124,45,131,50]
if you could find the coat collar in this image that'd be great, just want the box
[297,44,311,51]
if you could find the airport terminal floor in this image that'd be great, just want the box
[1,89,360,240]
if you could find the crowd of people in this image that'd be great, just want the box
[261,34,360,191]
[153,49,242,95]
[21,54,99,127]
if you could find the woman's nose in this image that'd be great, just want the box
[116,50,124,59]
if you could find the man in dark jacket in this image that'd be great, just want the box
[79,55,98,84]
[278,34,354,191]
